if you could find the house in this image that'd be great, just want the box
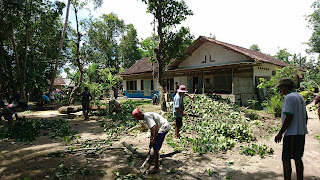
[119,36,299,105]
[53,77,75,90]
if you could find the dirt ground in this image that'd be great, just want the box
[0,100,320,180]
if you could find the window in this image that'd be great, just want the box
[141,80,144,90]
[213,74,232,93]
[163,78,174,93]
[151,80,154,90]
[126,80,137,92]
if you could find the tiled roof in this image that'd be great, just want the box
[53,77,66,86]
[120,36,300,75]
[119,57,155,75]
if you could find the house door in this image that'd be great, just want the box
[193,77,198,93]
[144,80,151,97]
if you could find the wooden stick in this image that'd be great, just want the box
[140,148,151,170]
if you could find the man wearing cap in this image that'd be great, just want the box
[132,108,171,174]
[275,77,308,180]
[173,85,194,139]
[80,87,93,120]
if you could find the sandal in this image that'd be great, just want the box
[147,168,160,174]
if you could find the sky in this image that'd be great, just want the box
[65,0,316,58]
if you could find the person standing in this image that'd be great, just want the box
[7,90,15,104]
[132,108,171,174]
[49,89,56,108]
[112,86,119,99]
[80,87,93,120]
[274,77,308,180]
[172,85,194,139]
[0,91,5,108]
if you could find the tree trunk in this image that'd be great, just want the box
[68,4,84,105]
[22,4,31,100]
[51,0,71,89]
[155,0,167,111]
[10,21,25,100]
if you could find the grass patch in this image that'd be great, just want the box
[0,117,77,142]
[239,143,274,158]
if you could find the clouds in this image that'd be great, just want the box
[64,0,315,57]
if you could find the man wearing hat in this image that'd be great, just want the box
[132,108,171,174]
[173,85,194,139]
[80,87,93,120]
[275,77,308,180]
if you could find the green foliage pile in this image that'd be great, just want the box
[299,90,314,103]
[239,143,274,158]
[262,94,283,117]
[166,94,255,154]
[258,66,298,117]
[0,117,76,142]
[100,100,138,142]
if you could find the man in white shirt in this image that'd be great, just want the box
[109,99,122,114]
[132,108,171,174]
[275,77,308,180]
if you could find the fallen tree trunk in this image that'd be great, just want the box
[58,105,82,114]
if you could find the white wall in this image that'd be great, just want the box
[123,80,127,91]
[173,76,187,87]
[178,42,250,69]
[253,63,281,86]
[253,63,279,77]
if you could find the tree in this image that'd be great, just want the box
[142,0,193,111]
[275,48,291,63]
[82,13,125,69]
[139,33,159,58]
[0,0,67,100]
[250,44,261,52]
[307,1,320,53]
[67,0,103,105]
[119,24,142,69]
[51,0,71,90]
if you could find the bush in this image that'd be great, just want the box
[299,91,314,103]
[263,94,283,117]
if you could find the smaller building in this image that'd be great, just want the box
[53,77,75,90]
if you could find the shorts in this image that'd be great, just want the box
[282,135,305,160]
[175,117,183,128]
[50,99,55,102]
[153,132,168,151]
[82,101,90,111]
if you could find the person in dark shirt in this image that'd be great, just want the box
[0,100,28,126]
[80,87,93,120]
[0,91,5,108]
[7,90,15,104]
[112,86,119,99]
[15,91,21,103]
